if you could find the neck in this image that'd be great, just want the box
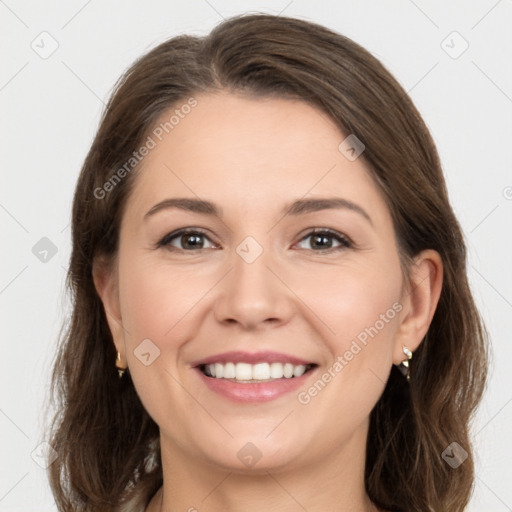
[147,422,379,512]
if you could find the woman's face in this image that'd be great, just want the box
[104,92,412,473]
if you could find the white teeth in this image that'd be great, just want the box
[252,363,270,380]
[293,364,306,377]
[223,362,236,379]
[283,363,294,378]
[269,362,283,378]
[235,362,253,381]
[203,362,311,381]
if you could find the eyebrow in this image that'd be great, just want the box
[144,197,372,225]
[284,197,372,225]
[144,198,221,219]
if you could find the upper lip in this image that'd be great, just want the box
[191,351,316,367]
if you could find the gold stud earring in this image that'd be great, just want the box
[398,345,413,382]
[115,351,126,379]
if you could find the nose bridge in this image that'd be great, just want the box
[213,234,294,329]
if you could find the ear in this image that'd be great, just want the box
[393,249,443,364]
[92,255,126,367]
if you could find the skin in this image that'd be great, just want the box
[94,92,443,512]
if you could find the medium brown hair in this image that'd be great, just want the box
[47,13,488,511]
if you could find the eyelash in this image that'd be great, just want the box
[157,228,353,253]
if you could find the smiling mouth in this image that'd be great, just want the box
[199,362,317,382]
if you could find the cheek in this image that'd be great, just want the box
[292,255,403,419]
[290,255,403,351]
[118,256,211,341]
[116,256,213,426]
[293,261,403,427]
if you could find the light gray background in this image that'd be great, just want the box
[1,1,511,510]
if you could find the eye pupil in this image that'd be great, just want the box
[312,234,333,249]
[182,234,203,249]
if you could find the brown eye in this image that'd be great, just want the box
[296,229,352,252]
[158,229,217,251]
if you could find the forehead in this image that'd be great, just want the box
[125,92,388,224]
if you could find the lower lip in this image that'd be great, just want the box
[194,367,316,402]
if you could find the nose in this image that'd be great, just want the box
[213,244,295,331]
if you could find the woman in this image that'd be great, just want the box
[47,13,488,512]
